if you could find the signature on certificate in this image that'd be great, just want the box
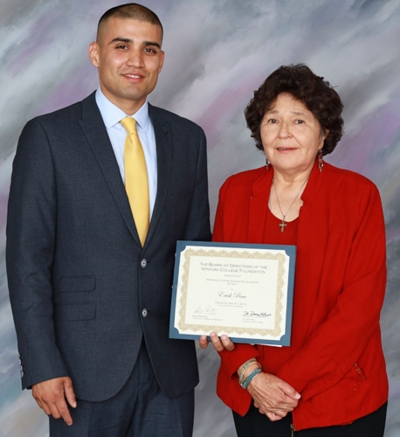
[243,311,271,318]
[194,305,216,315]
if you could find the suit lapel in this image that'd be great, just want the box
[78,93,141,245]
[145,104,173,247]
[248,168,272,243]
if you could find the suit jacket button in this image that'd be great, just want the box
[141,308,148,318]
[140,259,147,268]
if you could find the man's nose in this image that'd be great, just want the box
[126,49,144,67]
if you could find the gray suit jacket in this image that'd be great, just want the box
[6,92,211,402]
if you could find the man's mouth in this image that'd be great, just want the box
[123,74,143,79]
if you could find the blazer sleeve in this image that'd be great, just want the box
[6,119,69,389]
[276,182,387,401]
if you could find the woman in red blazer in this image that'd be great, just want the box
[200,64,388,436]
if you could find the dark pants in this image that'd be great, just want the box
[50,343,194,437]
[233,402,387,437]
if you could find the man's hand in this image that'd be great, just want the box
[247,372,300,421]
[32,377,77,425]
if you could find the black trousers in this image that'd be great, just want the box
[50,342,194,437]
[233,402,387,437]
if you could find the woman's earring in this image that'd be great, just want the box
[318,150,324,173]
[265,157,269,171]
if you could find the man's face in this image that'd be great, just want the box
[89,17,164,114]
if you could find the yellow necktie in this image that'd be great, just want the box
[120,117,149,246]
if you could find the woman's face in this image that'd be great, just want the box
[260,93,327,175]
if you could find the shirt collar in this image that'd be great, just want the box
[95,88,151,132]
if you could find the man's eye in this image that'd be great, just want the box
[144,48,156,54]
[116,45,128,50]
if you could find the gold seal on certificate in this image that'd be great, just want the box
[169,241,296,346]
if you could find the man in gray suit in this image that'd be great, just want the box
[6,3,210,436]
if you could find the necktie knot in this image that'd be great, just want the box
[120,117,138,135]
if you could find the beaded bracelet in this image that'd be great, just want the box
[239,359,261,385]
[240,368,262,389]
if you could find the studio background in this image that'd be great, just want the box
[0,0,399,435]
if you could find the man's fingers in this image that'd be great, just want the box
[38,401,51,416]
[199,335,209,349]
[31,377,75,425]
[64,379,77,409]
[55,399,73,425]
[34,397,44,410]
[48,403,62,420]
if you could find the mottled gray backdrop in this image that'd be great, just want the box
[0,0,399,436]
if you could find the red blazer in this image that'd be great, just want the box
[214,162,388,431]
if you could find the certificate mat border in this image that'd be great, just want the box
[169,241,296,346]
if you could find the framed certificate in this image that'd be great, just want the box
[169,241,296,346]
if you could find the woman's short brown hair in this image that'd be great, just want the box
[245,64,344,156]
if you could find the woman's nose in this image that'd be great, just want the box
[278,121,292,138]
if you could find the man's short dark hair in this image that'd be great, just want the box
[97,3,163,41]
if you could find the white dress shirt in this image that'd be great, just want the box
[95,88,157,217]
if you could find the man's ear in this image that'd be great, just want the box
[158,50,165,74]
[88,42,100,68]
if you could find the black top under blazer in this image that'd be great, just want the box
[6,92,211,402]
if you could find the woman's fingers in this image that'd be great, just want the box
[203,332,235,352]
[220,334,235,351]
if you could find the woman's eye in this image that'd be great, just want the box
[295,119,304,124]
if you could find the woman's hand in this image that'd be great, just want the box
[199,331,235,351]
[198,334,300,421]
[247,372,301,421]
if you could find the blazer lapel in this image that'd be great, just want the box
[145,105,173,247]
[248,168,272,243]
[79,93,141,245]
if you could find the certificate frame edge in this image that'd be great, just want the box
[169,240,296,346]
[169,240,187,340]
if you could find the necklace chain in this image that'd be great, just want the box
[272,173,311,233]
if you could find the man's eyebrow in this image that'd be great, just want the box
[109,37,161,49]
[109,37,133,45]
[143,41,161,49]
